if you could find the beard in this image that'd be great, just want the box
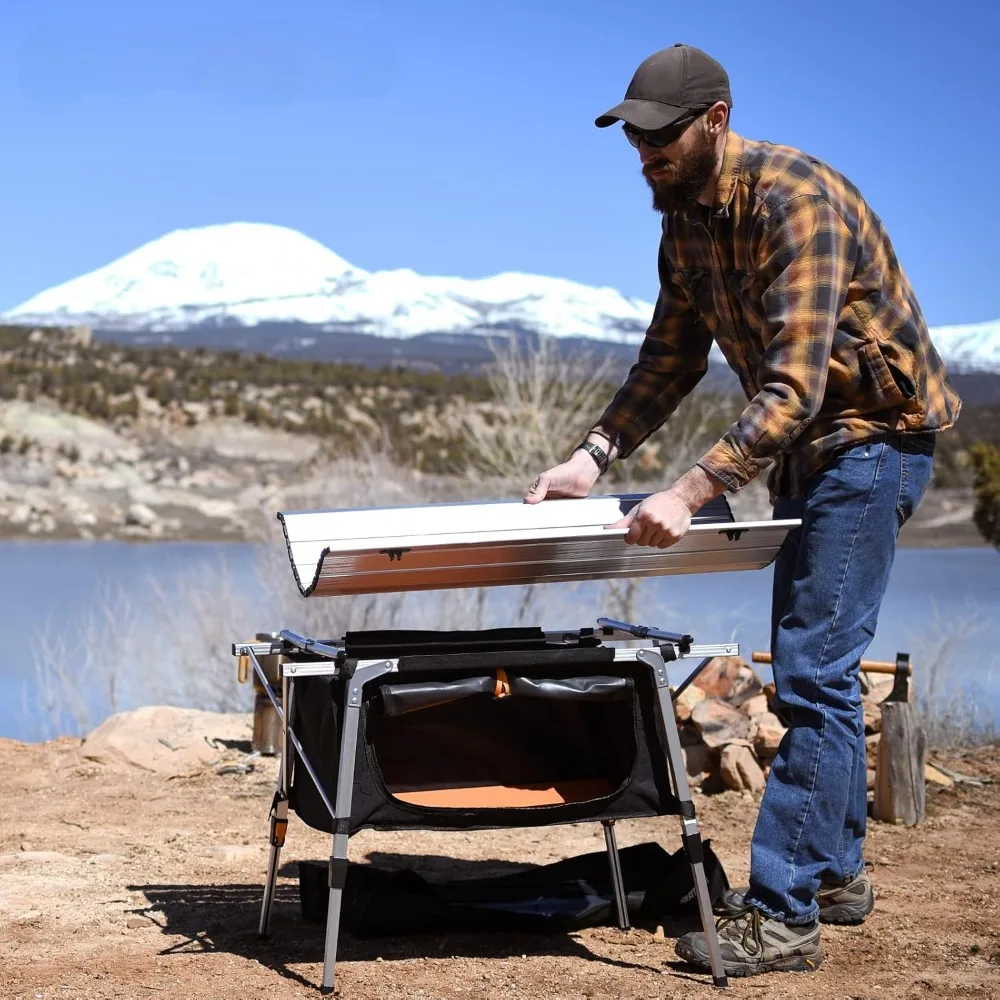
[643,123,719,214]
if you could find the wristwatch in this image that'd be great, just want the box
[575,440,609,476]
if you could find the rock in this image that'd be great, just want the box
[866,733,881,770]
[125,502,157,528]
[16,851,76,863]
[719,745,766,794]
[673,684,706,722]
[867,767,877,791]
[863,700,882,735]
[691,699,750,748]
[682,742,718,784]
[82,706,252,775]
[693,657,762,705]
[751,712,786,761]
[10,503,31,525]
[741,693,769,717]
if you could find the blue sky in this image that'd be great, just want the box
[1,0,997,325]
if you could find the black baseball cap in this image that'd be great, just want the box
[595,43,732,130]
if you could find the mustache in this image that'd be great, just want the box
[642,157,672,176]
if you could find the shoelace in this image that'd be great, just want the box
[715,905,765,957]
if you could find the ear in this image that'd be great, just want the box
[706,101,729,137]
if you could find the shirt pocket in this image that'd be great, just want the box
[858,339,915,408]
[726,270,768,336]
[671,267,714,316]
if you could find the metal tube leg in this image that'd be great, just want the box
[602,820,631,931]
[259,797,288,936]
[322,829,350,996]
[260,674,293,938]
[640,649,729,989]
[322,666,392,994]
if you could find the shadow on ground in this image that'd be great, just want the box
[127,853,699,990]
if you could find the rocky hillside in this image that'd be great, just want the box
[0,323,992,544]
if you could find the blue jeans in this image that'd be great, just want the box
[744,433,935,924]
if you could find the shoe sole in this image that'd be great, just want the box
[675,941,823,977]
[716,894,874,926]
[819,897,874,926]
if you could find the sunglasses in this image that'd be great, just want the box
[622,108,709,148]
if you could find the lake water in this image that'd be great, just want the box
[1,540,998,742]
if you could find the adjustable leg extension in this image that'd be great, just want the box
[602,820,631,931]
[640,648,729,988]
[259,792,288,937]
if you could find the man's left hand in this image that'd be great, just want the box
[606,489,693,548]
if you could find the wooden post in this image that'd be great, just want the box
[872,701,926,826]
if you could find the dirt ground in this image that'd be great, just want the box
[1,714,998,1000]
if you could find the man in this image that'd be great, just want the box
[524,43,960,977]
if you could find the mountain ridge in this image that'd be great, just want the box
[7,221,1000,372]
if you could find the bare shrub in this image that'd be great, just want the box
[454,335,616,489]
[907,605,998,747]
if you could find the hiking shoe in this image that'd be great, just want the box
[675,906,822,977]
[716,862,874,926]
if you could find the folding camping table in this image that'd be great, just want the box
[234,493,801,994]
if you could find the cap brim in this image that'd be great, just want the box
[595,98,687,129]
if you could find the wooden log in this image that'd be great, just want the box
[872,702,926,826]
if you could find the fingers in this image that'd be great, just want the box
[523,473,549,504]
[604,508,636,531]
[619,508,684,548]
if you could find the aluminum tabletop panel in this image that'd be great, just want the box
[278,494,800,597]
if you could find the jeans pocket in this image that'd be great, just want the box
[896,446,934,529]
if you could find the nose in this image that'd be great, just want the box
[638,141,664,164]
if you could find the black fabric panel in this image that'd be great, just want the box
[298,841,730,932]
[692,494,734,523]
[379,676,495,716]
[344,627,592,660]
[509,675,631,701]
[368,686,636,793]
[288,661,680,834]
[396,646,616,673]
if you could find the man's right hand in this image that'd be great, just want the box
[524,450,602,504]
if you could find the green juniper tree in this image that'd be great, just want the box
[970,442,1000,549]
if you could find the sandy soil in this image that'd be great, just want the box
[1,716,998,1000]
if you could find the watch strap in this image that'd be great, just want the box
[576,440,609,476]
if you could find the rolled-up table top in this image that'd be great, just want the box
[278,493,800,597]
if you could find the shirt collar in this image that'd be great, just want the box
[712,131,745,218]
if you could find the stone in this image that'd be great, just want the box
[691,699,750,748]
[741,693,769,717]
[866,733,881,770]
[82,706,252,775]
[125,502,157,528]
[682,742,717,784]
[693,657,762,705]
[752,712,786,761]
[673,684,706,722]
[719,745,766,794]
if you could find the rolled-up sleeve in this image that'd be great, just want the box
[698,195,857,491]
[595,238,713,459]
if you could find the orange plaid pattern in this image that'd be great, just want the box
[595,131,962,497]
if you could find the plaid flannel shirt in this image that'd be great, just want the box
[595,131,962,498]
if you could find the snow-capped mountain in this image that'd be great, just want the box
[6,222,1000,372]
[922,319,1000,374]
[6,222,653,345]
